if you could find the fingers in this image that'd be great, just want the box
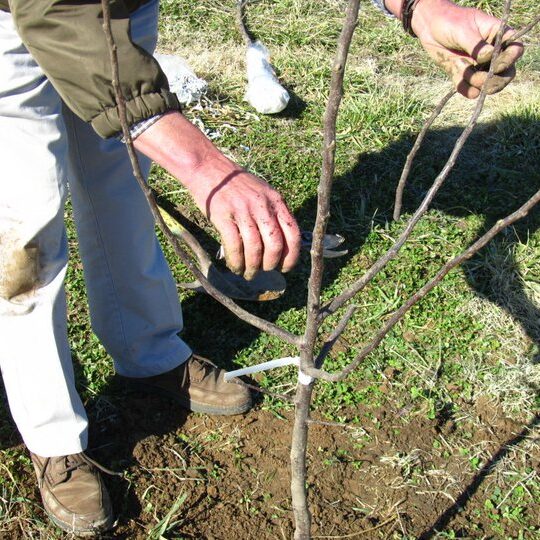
[494,39,523,73]
[237,195,300,279]
[466,26,523,93]
[441,44,519,100]
[428,11,524,99]
[455,61,517,98]
[235,214,264,280]
[482,65,516,94]
[459,17,524,67]
[218,218,245,276]
[471,37,523,76]
[469,40,521,74]
[216,190,300,280]
[256,205,286,273]
[274,198,302,273]
[455,78,481,100]
[472,40,495,66]
[474,21,525,68]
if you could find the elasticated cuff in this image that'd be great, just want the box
[91,89,181,138]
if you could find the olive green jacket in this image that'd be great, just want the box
[1,0,180,137]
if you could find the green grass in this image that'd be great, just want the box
[2,0,540,537]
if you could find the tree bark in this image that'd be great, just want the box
[290,381,314,540]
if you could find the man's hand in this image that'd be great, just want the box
[185,155,301,279]
[385,0,524,98]
[134,112,301,279]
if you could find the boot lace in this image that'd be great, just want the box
[190,354,220,381]
[39,452,122,486]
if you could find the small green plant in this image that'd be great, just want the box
[147,493,187,540]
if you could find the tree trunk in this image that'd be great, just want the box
[290,381,314,539]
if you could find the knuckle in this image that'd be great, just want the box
[288,233,302,254]
[272,193,286,207]
[266,242,283,257]
[227,244,243,257]
[248,243,264,258]
[222,234,242,253]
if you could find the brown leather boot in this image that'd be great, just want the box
[122,354,252,416]
[29,451,115,536]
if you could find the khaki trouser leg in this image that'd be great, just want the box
[0,10,88,456]
[0,0,191,456]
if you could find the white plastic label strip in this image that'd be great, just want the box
[224,356,314,385]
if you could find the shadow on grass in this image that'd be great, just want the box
[419,413,540,539]
[273,85,308,120]
[83,373,194,529]
[174,112,540,376]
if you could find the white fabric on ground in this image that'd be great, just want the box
[154,53,208,104]
[244,41,290,114]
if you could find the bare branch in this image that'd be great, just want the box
[236,0,255,45]
[504,13,540,44]
[393,89,456,221]
[301,0,360,366]
[321,2,514,323]
[305,186,540,382]
[99,4,535,540]
[304,0,517,382]
[314,304,357,368]
[100,0,300,347]
[290,383,315,540]
[291,2,360,539]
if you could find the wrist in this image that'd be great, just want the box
[133,111,240,192]
[385,0,455,38]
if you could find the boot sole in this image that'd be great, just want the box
[45,507,115,537]
[125,380,253,416]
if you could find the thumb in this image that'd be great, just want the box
[470,41,495,65]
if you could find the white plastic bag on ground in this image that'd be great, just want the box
[244,41,290,114]
[155,53,208,105]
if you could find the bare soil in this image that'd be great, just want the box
[2,380,538,539]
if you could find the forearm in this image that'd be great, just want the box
[133,111,242,194]
[383,0,452,17]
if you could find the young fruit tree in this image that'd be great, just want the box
[100,0,539,537]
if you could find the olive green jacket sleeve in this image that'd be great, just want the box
[7,0,180,138]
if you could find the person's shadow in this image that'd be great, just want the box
[169,110,540,374]
[0,109,538,535]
